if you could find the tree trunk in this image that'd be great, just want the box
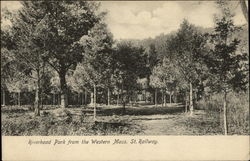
[78,92,81,105]
[117,89,119,106]
[155,89,157,107]
[151,94,154,104]
[81,92,84,105]
[189,82,193,115]
[128,90,132,107]
[161,90,164,107]
[85,89,87,105]
[34,89,40,116]
[2,89,5,106]
[174,89,177,103]
[169,92,172,104]
[34,69,41,116]
[90,92,94,105]
[58,94,61,105]
[41,94,43,110]
[93,85,97,121]
[122,83,126,113]
[107,88,110,106]
[18,91,21,107]
[15,93,17,105]
[59,70,67,108]
[163,90,166,106]
[185,91,188,113]
[223,91,228,135]
[53,93,56,105]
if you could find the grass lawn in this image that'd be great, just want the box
[1,103,227,136]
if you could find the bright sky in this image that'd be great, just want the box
[1,1,246,40]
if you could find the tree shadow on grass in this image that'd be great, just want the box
[97,105,185,116]
[1,108,28,114]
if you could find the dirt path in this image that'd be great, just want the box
[132,110,207,135]
[86,103,210,135]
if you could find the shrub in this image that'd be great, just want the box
[196,91,249,135]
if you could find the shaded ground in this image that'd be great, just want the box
[1,103,223,135]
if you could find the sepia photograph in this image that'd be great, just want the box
[1,0,249,138]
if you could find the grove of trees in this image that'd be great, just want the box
[1,1,248,135]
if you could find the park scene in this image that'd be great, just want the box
[1,1,249,135]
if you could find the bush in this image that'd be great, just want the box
[1,107,142,136]
[196,91,249,135]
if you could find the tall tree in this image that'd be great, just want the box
[3,2,50,115]
[166,20,208,115]
[204,15,248,135]
[114,41,147,111]
[36,1,105,108]
[69,21,114,119]
[150,58,181,106]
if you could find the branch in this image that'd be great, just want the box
[47,61,60,73]
[16,52,37,70]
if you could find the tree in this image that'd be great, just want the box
[32,1,105,108]
[84,21,114,107]
[150,58,181,106]
[3,2,51,115]
[114,41,147,111]
[165,20,208,115]
[1,30,14,107]
[144,44,160,102]
[203,15,248,135]
[68,21,114,119]
[150,65,164,106]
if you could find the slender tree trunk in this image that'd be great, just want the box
[90,92,94,105]
[78,92,80,105]
[169,92,172,104]
[34,89,40,116]
[59,70,67,108]
[189,82,193,116]
[151,94,154,104]
[155,89,157,107]
[58,94,61,105]
[93,85,96,121]
[144,90,147,103]
[185,91,188,113]
[34,75,40,116]
[122,83,126,113]
[41,94,43,110]
[133,91,136,105]
[174,89,177,103]
[81,92,84,105]
[107,87,110,106]
[223,91,228,135]
[161,90,164,107]
[117,89,119,106]
[53,93,55,105]
[14,93,17,105]
[2,89,6,106]
[85,89,87,105]
[163,90,166,106]
[129,91,132,107]
[18,91,21,107]
[189,83,194,116]
[134,91,137,103]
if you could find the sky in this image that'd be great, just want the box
[1,1,246,40]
